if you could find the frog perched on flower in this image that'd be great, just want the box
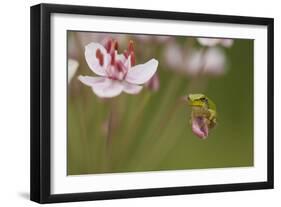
[187,93,217,139]
[79,39,158,98]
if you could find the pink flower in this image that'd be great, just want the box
[186,47,226,76]
[79,40,158,98]
[164,42,184,69]
[197,38,234,48]
[192,116,209,139]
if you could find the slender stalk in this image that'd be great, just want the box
[186,46,208,94]
[123,92,151,142]
[126,76,180,167]
[101,97,118,172]
[116,92,152,167]
[158,97,185,133]
[106,98,118,148]
[106,109,113,147]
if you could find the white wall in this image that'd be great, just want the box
[0,0,279,206]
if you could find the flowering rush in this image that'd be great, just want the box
[79,39,158,98]
[197,38,234,48]
[164,42,227,77]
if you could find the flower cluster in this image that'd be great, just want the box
[197,38,233,48]
[186,47,226,76]
[79,39,158,98]
[164,37,233,77]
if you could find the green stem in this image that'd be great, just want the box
[116,92,152,167]
[123,92,151,142]
[102,98,118,172]
[106,109,113,147]
[134,97,186,169]
[126,76,180,168]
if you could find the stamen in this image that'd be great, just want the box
[128,40,135,66]
[105,39,118,53]
[95,49,104,66]
[128,40,134,53]
[110,51,116,65]
[105,39,112,52]
[112,40,118,51]
[130,51,136,66]
[115,60,125,72]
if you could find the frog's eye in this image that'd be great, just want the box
[200,97,208,103]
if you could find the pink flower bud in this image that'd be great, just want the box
[145,73,160,92]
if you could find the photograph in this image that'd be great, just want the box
[30,3,273,203]
[67,31,254,175]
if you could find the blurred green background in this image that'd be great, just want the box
[67,31,253,175]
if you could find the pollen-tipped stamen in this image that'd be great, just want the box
[128,40,134,53]
[95,49,104,66]
[105,39,112,52]
[110,51,116,65]
[130,51,136,66]
[128,40,136,66]
[112,40,118,51]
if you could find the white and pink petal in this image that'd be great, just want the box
[78,76,105,87]
[221,39,234,47]
[79,76,123,98]
[125,59,158,84]
[122,82,143,94]
[84,42,109,76]
[197,38,221,47]
[91,79,123,98]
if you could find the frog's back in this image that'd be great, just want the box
[206,96,216,111]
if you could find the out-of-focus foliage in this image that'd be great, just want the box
[67,32,253,175]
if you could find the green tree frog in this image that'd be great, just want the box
[187,93,217,139]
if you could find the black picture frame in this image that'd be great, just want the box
[30,3,274,204]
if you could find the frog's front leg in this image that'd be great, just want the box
[208,109,215,120]
[207,109,217,128]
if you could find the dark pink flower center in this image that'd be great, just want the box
[102,39,138,81]
[105,39,118,53]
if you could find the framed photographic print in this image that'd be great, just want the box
[30,3,274,203]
